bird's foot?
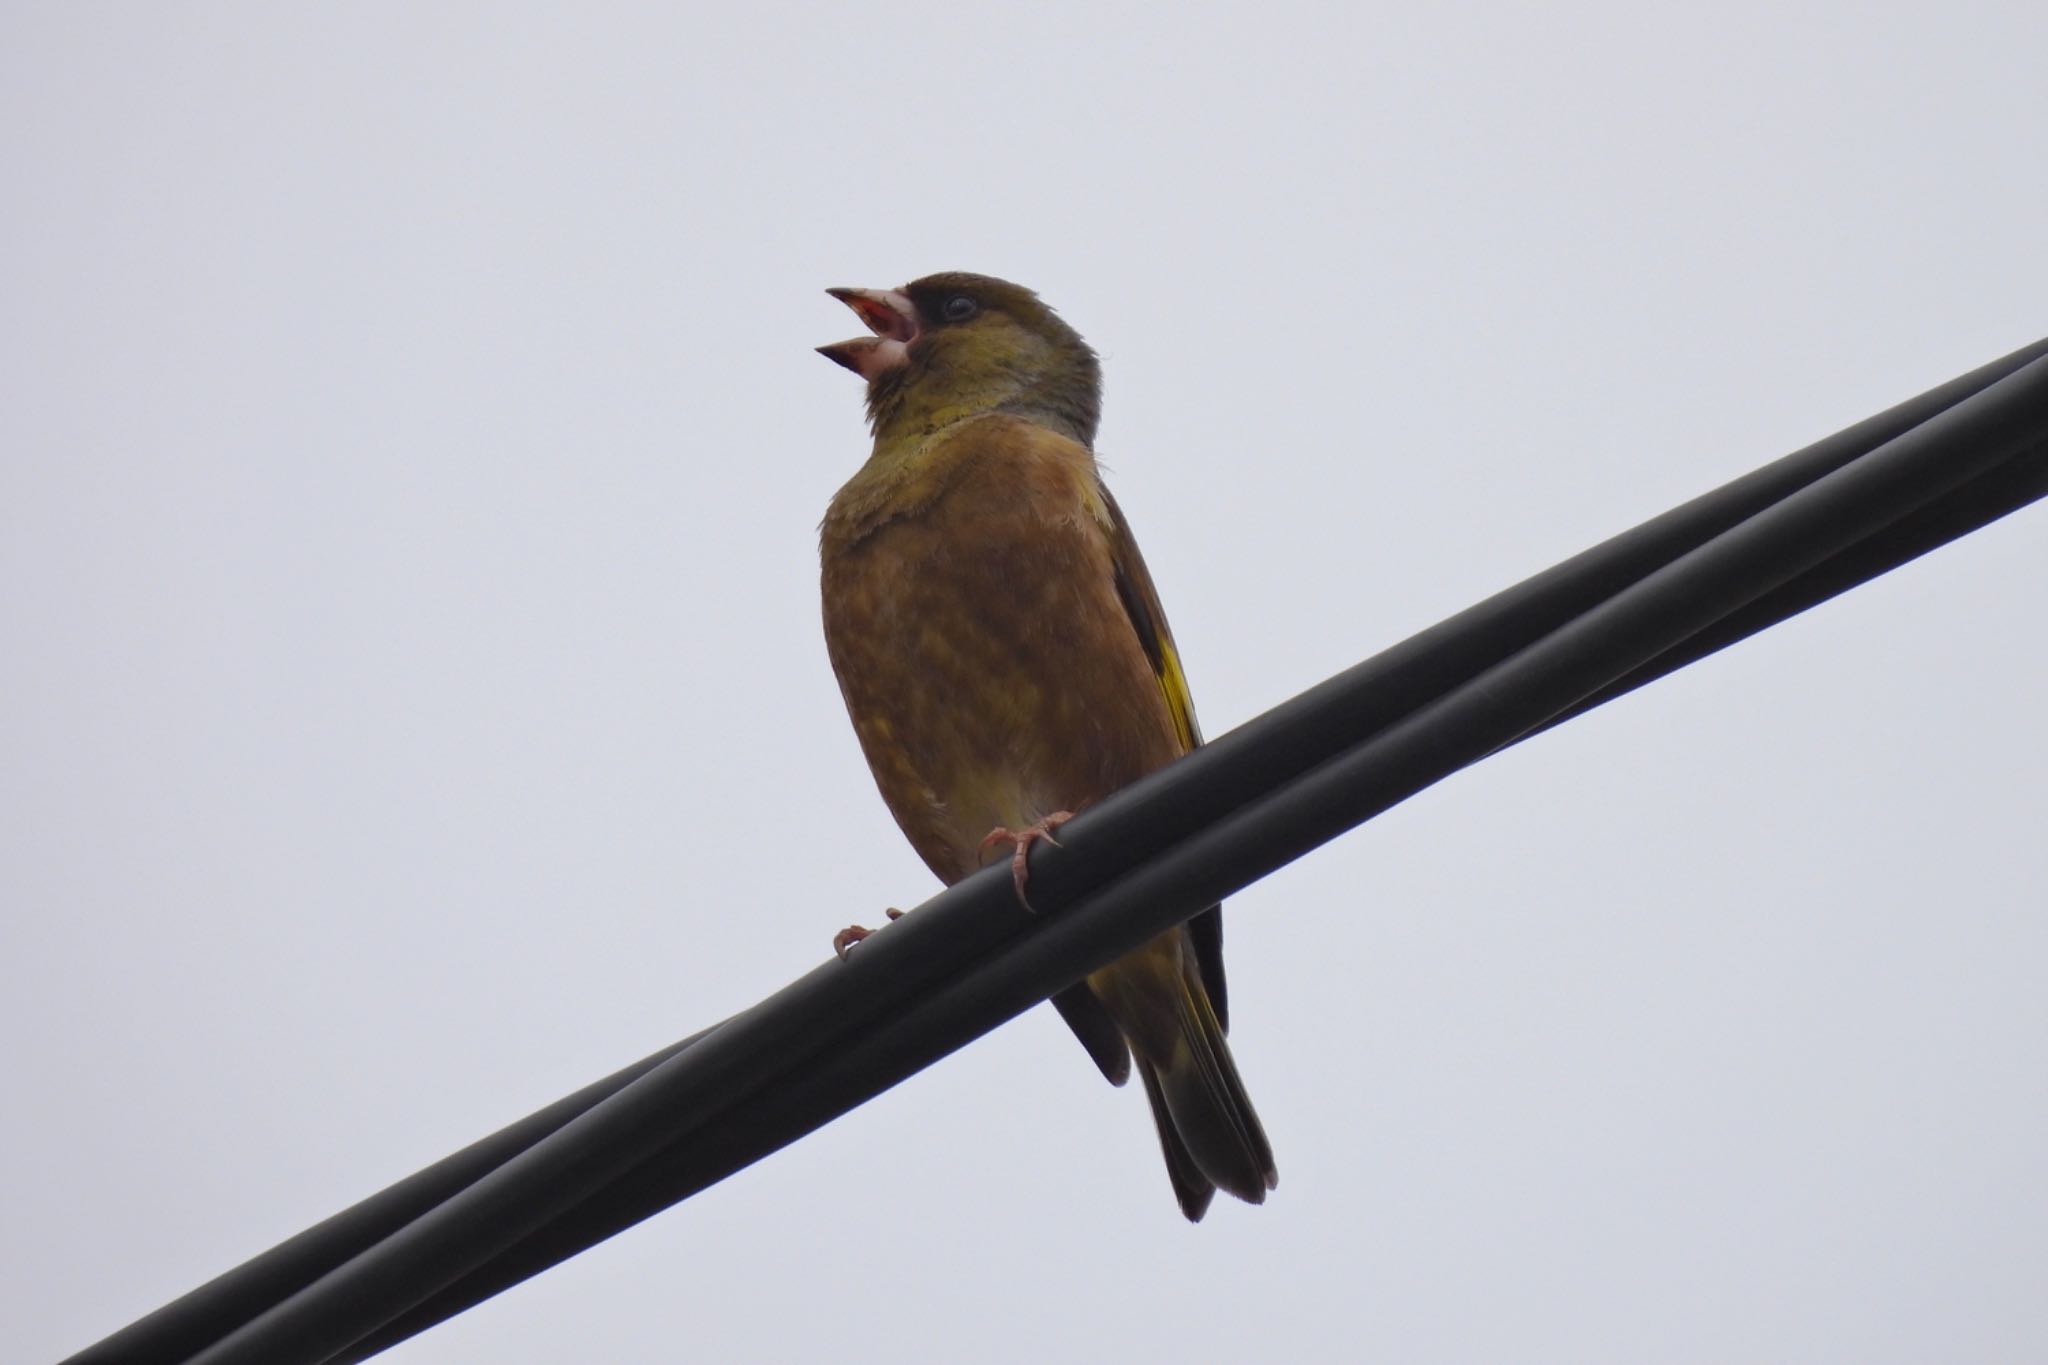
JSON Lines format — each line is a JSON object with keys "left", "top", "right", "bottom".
{"left": 832, "top": 907, "right": 904, "bottom": 959}
{"left": 978, "top": 812, "right": 1076, "bottom": 910}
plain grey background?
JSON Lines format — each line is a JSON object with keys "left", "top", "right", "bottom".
{"left": 5, "top": 5, "right": 2045, "bottom": 1362}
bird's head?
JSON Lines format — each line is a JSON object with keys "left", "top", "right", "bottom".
{"left": 820, "top": 272, "right": 1101, "bottom": 448}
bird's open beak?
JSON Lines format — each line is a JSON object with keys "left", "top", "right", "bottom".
{"left": 818, "top": 287, "right": 919, "bottom": 380}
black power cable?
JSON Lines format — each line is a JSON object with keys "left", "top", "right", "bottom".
{"left": 64, "top": 339, "right": 2048, "bottom": 1365}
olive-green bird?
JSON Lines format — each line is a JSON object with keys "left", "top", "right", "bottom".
{"left": 816, "top": 272, "right": 1277, "bottom": 1221}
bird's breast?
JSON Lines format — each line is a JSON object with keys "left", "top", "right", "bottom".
{"left": 821, "top": 435, "right": 1179, "bottom": 882}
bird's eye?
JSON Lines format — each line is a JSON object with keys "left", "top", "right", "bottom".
{"left": 942, "top": 295, "right": 979, "bottom": 322}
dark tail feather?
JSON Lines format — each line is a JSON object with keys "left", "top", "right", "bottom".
{"left": 1138, "top": 1062, "right": 1217, "bottom": 1221}
{"left": 1151, "top": 968, "right": 1277, "bottom": 1209}
{"left": 1052, "top": 982, "right": 1132, "bottom": 1086}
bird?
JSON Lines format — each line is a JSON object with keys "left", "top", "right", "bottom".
{"left": 816, "top": 271, "right": 1276, "bottom": 1220}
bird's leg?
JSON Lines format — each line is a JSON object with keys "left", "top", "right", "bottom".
{"left": 832, "top": 907, "right": 904, "bottom": 959}
{"left": 978, "top": 811, "right": 1076, "bottom": 910}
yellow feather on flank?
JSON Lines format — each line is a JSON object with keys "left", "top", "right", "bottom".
{"left": 1154, "top": 637, "right": 1198, "bottom": 755}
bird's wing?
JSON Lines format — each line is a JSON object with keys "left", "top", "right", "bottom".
{"left": 1100, "top": 487, "right": 1201, "bottom": 753}
{"left": 1098, "top": 486, "right": 1230, "bottom": 1031}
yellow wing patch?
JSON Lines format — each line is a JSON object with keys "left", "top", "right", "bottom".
{"left": 1152, "top": 632, "right": 1199, "bottom": 752}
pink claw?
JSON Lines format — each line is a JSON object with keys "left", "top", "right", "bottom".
{"left": 832, "top": 908, "right": 905, "bottom": 959}
{"left": 978, "top": 811, "right": 1076, "bottom": 909}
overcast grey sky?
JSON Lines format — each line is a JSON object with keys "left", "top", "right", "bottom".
{"left": 5, "top": 5, "right": 2046, "bottom": 1362}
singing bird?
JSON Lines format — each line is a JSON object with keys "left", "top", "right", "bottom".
{"left": 816, "top": 272, "right": 1277, "bottom": 1220}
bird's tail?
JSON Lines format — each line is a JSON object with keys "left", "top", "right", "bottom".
{"left": 1125, "top": 946, "right": 1277, "bottom": 1222}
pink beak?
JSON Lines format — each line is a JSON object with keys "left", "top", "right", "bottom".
{"left": 819, "top": 287, "right": 919, "bottom": 381}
